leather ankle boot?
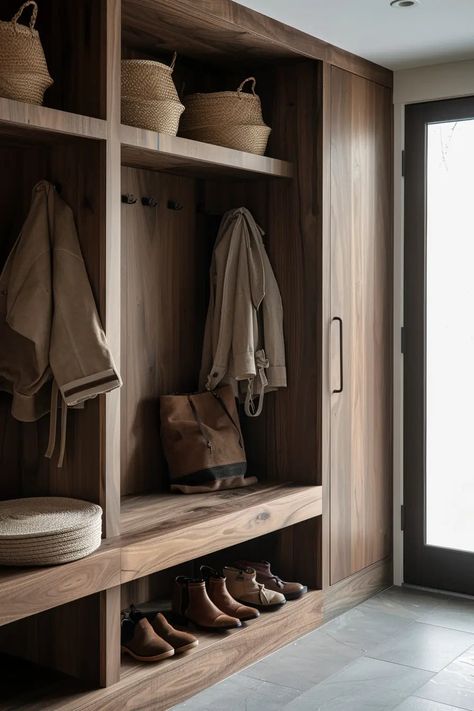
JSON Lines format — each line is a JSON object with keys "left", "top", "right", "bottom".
{"left": 172, "top": 576, "right": 241, "bottom": 630}
{"left": 234, "top": 560, "right": 307, "bottom": 600}
{"left": 200, "top": 566, "right": 259, "bottom": 621}
{"left": 224, "top": 566, "right": 286, "bottom": 610}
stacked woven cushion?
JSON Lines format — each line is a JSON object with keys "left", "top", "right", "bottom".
{"left": 0, "top": 497, "right": 102, "bottom": 566}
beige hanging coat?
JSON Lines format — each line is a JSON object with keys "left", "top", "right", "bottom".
{"left": 0, "top": 180, "right": 121, "bottom": 466}
{"left": 199, "top": 207, "right": 286, "bottom": 416}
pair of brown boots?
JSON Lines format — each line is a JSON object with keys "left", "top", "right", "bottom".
{"left": 172, "top": 566, "right": 260, "bottom": 630}
{"left": 121, "top": 608, "right": 198, "bottom": 663}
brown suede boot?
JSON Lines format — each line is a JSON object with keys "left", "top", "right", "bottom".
{"left": 150, "top": 612, "right": 198, "bottom": 653}
{"left": 121, "top": 617, "right": 175, "bottom": 662}
{"left": 201, "top": 566, "right": 260, "bottom": 621}
{"left": 234, "top": 560, "right": 307, "bottom": 600}
{"left": 172, "top": 576, "right": 241, "bottom": 630}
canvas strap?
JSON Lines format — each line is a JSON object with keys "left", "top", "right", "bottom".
{"left": 210, "top": 390, "right": 244, "bottom": 449}
{"left": 244, "top": 349, "right": 269, "bottom": 418}
{"left": 45, "top": 380, "right": 68, "bottom": 468}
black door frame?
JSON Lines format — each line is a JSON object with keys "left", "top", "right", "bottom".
{"left": 404, "top": 95, "right": 474, "bottom": 595}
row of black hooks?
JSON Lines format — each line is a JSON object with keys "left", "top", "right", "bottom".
{"left": 121, "top": 194, "right": 183, "bottom": 211}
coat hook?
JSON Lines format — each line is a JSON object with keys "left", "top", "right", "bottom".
{"left": 167, "top": 200, "right": 183, "bottom": 211}
{"left": 121, "top": 193, "right": 137, "bottom": 205}
{"left": 141, "top": 196, "right": 158, "bottom": 207}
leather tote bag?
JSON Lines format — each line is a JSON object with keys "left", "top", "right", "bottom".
{"left": 160, "top": 385, "right": 257, "bottom": 493}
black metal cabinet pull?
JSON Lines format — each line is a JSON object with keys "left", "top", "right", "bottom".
{"left": 332, "top": 316, "right": 343, "bottom": 394}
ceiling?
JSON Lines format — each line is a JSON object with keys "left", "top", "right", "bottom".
{"left": 238, "top": 0, "right": 474, "bottom": 70}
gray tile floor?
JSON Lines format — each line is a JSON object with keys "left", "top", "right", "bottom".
{"left": 173, "top": 586, "right": 474, "bottom": 711}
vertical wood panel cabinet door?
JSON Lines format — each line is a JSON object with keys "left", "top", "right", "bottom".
{"left": 329, "top": 67, "right": 393, "bottom": 585}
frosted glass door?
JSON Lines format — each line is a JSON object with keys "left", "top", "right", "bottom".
{"left": 426, "top": 119, "right": 474, "bottom": 553}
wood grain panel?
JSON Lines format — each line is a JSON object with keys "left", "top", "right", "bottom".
{"left": 279, "top": 517, "right": 322, "bottom": 590}
{"left": 0, "top": 544, "right": 121, "bottom": 627}
{"left": 262, "top": 61, "right": 323, "bottom": 485}
{"left": 0, "top": 594, "right": 103, "bottom": 687}
{"left": 0, "top": 99, "right": 106, "bottom": 141}
{"left": 122, "top": 0, "right": 392, "bottom": 87}
{"left": 120, "top": 481, "right": 290, "bottom": 534}
{"left": 121, "top": 124, "right": 293, "bottom": 179}
{"left": 320, "top": 61, "right": 333, "bottom": 591}
{"left": 329, "top": 67, "right": 393, "bottom": 584}
{"left": 120, "top": 167, "right": 211, "bottom": 494}
{"left": 99, "top": 586, "right": 121, "bottom": 688}
{"left": 103, "top": 0, "right": 122, "bottom": 538}
{"left": 121, "top": 484, "right": 322, "bottom": 582}
{"left": 323, "top": 557, "right": 392, "bottom": 623}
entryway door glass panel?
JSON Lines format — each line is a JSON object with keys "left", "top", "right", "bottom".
{"left": 404, "top": 96, "right": 474, "bottom": 595}
{"left": 426, "top": 118, "right": 474, "bottom": 554}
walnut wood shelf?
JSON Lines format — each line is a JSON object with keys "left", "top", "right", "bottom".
{"left": 0, "top": 485, "right": 321, "bottom": 628}
{"left": 0, "top": 590, "right": 323, "bottom": 711}
{"left": 0, "top": 542, "right": 121, "bottom": 628}
{"left": 0, "top": 560, "right": 393, "bottom": 711}
{"left": 120, "top": 483, "right": 322, "bottom": 583}
{"left": 0, "top": 98, "right": 107, "bottom": 143}
{"left": 117, "top": 590, "right": 323, "bottom": 710}
{"left": 121, "top": 123, "right": 294, "bottom": 179}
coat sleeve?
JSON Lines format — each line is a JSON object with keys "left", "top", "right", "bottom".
{"left": 49, "top": 194, "right": 121, "bottom": 407}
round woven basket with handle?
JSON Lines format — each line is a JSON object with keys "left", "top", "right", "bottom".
{"left": 121, "top": 53, "right": 184, "bottom": 135}
{"left": 0, "top": 1, "right": 53, "bottom": 105}
{"left": 180, "top": 77, "right": 271, "bottom": 155}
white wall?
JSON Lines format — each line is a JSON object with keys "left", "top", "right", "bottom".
{"left": 393, "top": 59, "right": 474, "bottom": 585}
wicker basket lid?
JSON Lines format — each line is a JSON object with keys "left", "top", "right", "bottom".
{"left": 0, "top": 497, "right": 102, "bottom": 540}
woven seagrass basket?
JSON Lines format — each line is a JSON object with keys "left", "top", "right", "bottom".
{"left": 179, "top": 77, "right": 271, "bottom": 155}
{"left": 121, "top": 53, "right": 184, "bottom": 135}
{"left": 0, "top": 1, "right": 53, "bottom": 105}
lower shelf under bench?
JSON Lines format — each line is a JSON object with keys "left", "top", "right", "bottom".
{"left": 0, "top": 590, "right": 323, "bottom": 711}
{"left": 0, "top": 558, "right": 392, "bottom": 710}
{"left": 119, "top": 590, "right": 324, "bottom": 709}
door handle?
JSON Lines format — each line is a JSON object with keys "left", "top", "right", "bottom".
{"left": 332, "top": 317, "right": 343, "bottom": 394}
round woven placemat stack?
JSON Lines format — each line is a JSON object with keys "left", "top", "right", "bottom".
{"left": 0, "top": 497, "right": 102, "bottom": 566}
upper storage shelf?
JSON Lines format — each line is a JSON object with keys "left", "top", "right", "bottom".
{"left": 121, "top": 124, "right": 293, "bottom": 179}
{"left": 0, "top": 98, "right": 107, "bottom": 143}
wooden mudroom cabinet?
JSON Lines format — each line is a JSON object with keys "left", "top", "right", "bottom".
{"left": 329, "top": 67, "right": 393, "bottom": 586}
{"left": 0, "top": 1, "right": 393, "bottom": 709}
